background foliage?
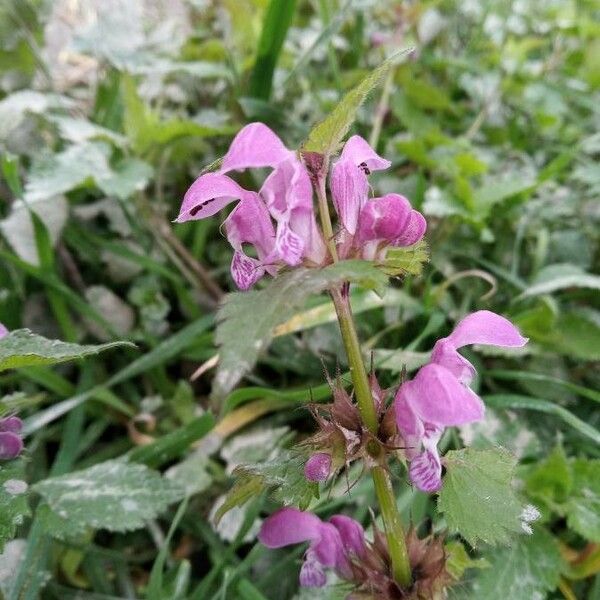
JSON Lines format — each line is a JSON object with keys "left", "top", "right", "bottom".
{"left": 0, "top": 0, "right": 598, "bottom": 598}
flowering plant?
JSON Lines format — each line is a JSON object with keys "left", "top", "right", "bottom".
{"left": 178, "top": 106, "right": 536, "bottom": 597}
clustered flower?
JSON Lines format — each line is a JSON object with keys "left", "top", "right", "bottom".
{"left": 176, "top": 123, "right": 425, "bottom": 289}
{"left": 178, "top": 124, "right": 530, "bottom": 596}
{"left": 0, "top": 324, "right": 24, "bottom": 461}
{"left": 259, "top": 507, "right": 450, "bottom": 597}
{"left": 302, "top": 371, "right": 396, "bottom": 484}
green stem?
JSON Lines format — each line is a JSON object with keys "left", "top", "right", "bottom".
{"left": 315, "top": 161, "right": 339, "bottom": 263}
{"left": 372, "top": 467, "right": 412, "bottom": 587}
{"left": 331, "top": 287, "right": 378, "bottom": 432}
{"left": 331, "top": 288, "right": 412, "bottom": 587}
{"left": 314, "top": 166, "right": 412, "bottom": 587}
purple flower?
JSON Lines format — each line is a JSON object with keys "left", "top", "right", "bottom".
{"left": 304, "top": 452, "right": 332, "bottom": 482}
{"left": 394, "top": 311, "right": 528, "bottom": 493}
{"left": 0, "top": 415, "right": 24, "bottom": 460}
{"left": 258, "top": 507, "right": 366, "bottom": 587}
{"left": 176, "top": 123, "right": 326, "bottom": 289}
{"left": 330, "top": 136, "right": 426, "bottom": 259}
{"left": 0, "top": 323, "right": 7, "bottom": 338}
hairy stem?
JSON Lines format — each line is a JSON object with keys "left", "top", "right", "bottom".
{"left": 315, "top": 167, "right": 412, "bottom": 587}
{"left": 331, "top": 287, "right": 412, "bottom": 587}
{"left": 315, "top": 162, "right": 339, "bottom": 263}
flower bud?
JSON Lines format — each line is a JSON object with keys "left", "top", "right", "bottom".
{"left": 0, "top": 415, "right": 24, "bottom": 460}
{"left": 304, "top": 452, "right": 332, "bottom": 482}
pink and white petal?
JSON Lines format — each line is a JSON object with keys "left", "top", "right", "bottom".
{"left": 392, "top": 209, "right": 427, "bottom": 247}
{"left": 447, "top": 310, "right": 528, "bottom": 350}
{"left": 340, "top": 135, "right": 392, "bottom": 171}
{"left": 406, "top": 364, "right": 485, "bottom": 427}
{"left": 176, "top": 173, "right": 248, "bottom": 222}
{"left": 288, "top": 208, "right": 327, "bottom": 264}
{"left": 260, "top": 157, "right": 313, "bottom": 218}
{"left": 0, "top": 323, "right": 8, "bottom": 338}
{"left": 430, "top": 338, "right": 477, "bottom": 385}
{"left": 224, "top": 194, "right": 276, "bottom": 259}
{"left": 329, "top": 515, "right": 366, "bottom": 560}
{"left": 331, "top": 159, "right": 369, "bottom": 234}
{"left": 394, "top": 384, "right": 425, "bottom": 460}
{"left": 409, "top": 447, "right": 443, "bottom": 493}
{"left": 220, "top": 122, "right": 291, "bottom": 172}
{"left": 258, "top": 507, "right": 323, "bottom": 548}
{"left": 275, "top": 219, "right": 304, "bottom": 266}
{"left": 299, "top": 550, "right": 327, "bottom": 587}
{"left": 230, "top": 251, "right": 265, "bottom": 290}
{"left": 357, "top": 194, "right": 412, "bottom": 242}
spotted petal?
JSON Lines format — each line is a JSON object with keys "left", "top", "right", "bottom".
{"left": 409, "top": 447, "right": 443, "bottom": 493}
{"left": 331, "top": 158, "right": 369, "bottom": 235}
{"left": 176, "top": 173, "right": 248, "bottom": 222}
{"left": 340, "top": 135, "right": 391, "bottom": 171}
{"left": 330, "top": 136, "right": 391, "bottom": 235}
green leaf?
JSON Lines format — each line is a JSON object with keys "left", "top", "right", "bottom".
{"left": 248, "top": 0, "right": 297, "bottom": 100}
{"left": 0, "top": 90, "right": 74, "bottom": 139}
{"left": 127, "top": 413, "right": 215, "bottom": 469}
{"left": 445, "top": 540, "right": 489, "bottom": 581}
{"left": 380, "top": 240, "right": 429, "bottom": 277}
{"left": 215, "top": 450, "right": 318, "bottom": 524}
{"left": 33, "top": 460, "right": 183, "bottom": 533}
{"left": 214, "top": 260, "right": 388, "bottom": 398}
{"left": 525, "top": 445, "right": 572, "bottom": 513}
{"left": 96, "top": 157, "right": 154, "bottom": 200}
{"left": 48, "top": 114, "right": 127, "bottom": 147}
{"left": 24, "top": 142, "right": 112, "bottom": 202}
{"left": 438, "top": 448, "right": 524, "bottom": 546}
{"left": 471, "top": 528, "right": 564, "bottom": 600}
{"left": 565, "top": 459, "right": 600, "bottom": 542}
{"left": 520, "top": 263, "right": 600, "bottom": 298}
{"left": 0, "top": 329, "right": 133, "bottom": 373}
{"left": 36, "top": 503, "right": 87, "bottom": 541}
{"left": 302, "top": 51, "right": 409, "bottom": 158}
{"left": 548, "top": 312, "right": 600, "bottom": 361}
{"left": 473, "top": 175, "right": 536, "bottom": 220}
{"left": 484, "top": 394, "right": 600, "bottom": 445}
{"left": 213, "top": 475, "right": 264, "bottom": 525}
{"left": 0, "top": 461, "right": 30, "bottom": 552}
{"left": 147, "top": 498, "right": 189, "bottom": 600}
{"left": 122, "top": 75, "right": 230, "bottom": 155}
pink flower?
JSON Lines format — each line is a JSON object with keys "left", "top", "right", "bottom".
{"left": 258, "top": 507, "right": 366, "bottom": 587}
{"left": 0, "top": 323, "right": 7, "bottom": 338}
{"left": 176, "top": 123, "right": 326, "bottom": 289}
{"left": 394, "top": 311, "right": 528, "bottom": 492}
{"left": 330, "top": 136, "right": 426, "bottom": 259}
{"left": 0, "top": 415, "right": 24, "bottom": 460}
